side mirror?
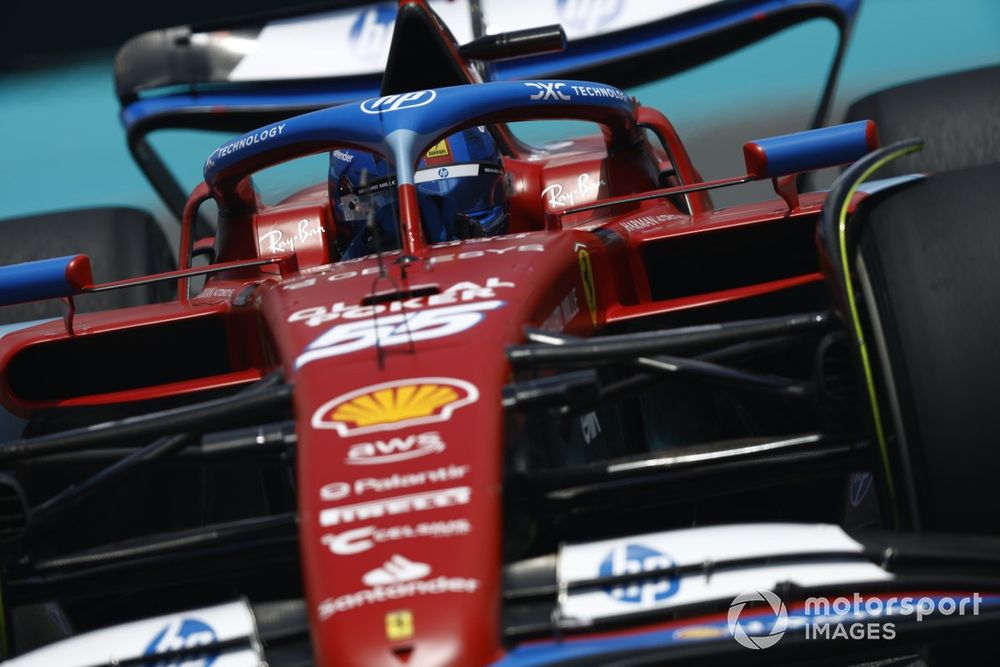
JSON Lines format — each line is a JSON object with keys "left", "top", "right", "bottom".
{"left": 743, "top": 120, "right": 879, "bottom": 180}
{"left": 0, "top": 254, "right": 93, "bottom": 307}
{"left": 192, "top": 236, "right": 217, "bottom": 262}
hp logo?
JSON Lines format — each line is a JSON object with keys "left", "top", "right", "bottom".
{"left": 556, "top": 0, "right": 624, "bottom": 34}
{"left": 360, "top": 90, "right": 437, "bottom": 114}
{"left": 144, "top": 618, "right": 218, "bottom": 666}
{"left": 598, "top": 543, "right": 679, "bottom": 605}
{"left": 349, "top": 4, "right": 396, "bottom": 63}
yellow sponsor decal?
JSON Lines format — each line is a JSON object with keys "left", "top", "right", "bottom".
{"left": 673, "top": 626, "right": 728, "bottom": 640}
{"left": 577, "top": 246, "right": 598, "bottom": 326}
{"left": 425, "top": 139, "right": 450, "bottom": 159}
{"left": 385, "top": 609, "right": 414, "bottom": 641}
{"left": 311, "top": 377, "right": 480, "bottom": 436}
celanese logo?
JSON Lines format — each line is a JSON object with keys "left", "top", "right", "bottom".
{"left": 322, "top": 519, "right": 471, "bottom": 555}
{"left": 728, "top": 589, "right": 788, "bottom": 649}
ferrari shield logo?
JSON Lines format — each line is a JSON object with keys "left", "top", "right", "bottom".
{"left": 385, "top": 609, "right": 414, "bottom": 641}
{"left": 577, "top": 246, "right": 598, "bottom": 326}
{"left": 312, "top": 377, "right": 480, "bottom": 436}
{"left": 425, "top": 139, "right": 450, "bottom": 159}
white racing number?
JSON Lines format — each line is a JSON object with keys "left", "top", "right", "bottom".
{"left": 296, "top": 300, "right": 503, "bottom": 368}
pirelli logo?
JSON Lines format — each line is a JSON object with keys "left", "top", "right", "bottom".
{"left": 319, "top": 486, "right": 471, "bottom": 527}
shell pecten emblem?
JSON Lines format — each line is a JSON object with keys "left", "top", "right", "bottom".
{"left": 312, "top": 377, "right": 480, "bottom": 436}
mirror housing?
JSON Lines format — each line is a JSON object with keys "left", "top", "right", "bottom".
{"left": 744, "top": 120, "right": 879, "bottom": 179}
{"left": 0, "top": 254, "right": 93, "bottom": 307}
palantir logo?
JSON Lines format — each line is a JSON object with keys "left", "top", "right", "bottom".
{"left": 556, "top": 0, "right": 624, "bottom": 35}
{"left": 599, "top": 544, "right": 678, "bottom": 605}
{"left": 349, "top": 3, "right": 396, "bottom": 63}
{"left": 144, "top": 617, "right": 218, "bottom": 666}
{"left": 728, "top": 589, "right": 788, "bottom": 650}
{"left": 360, "top": 90, "right": 438, "bottom": 114}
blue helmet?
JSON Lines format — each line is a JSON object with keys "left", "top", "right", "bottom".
{"left": 329, "top": 127, "right": 509, "bottom": 259}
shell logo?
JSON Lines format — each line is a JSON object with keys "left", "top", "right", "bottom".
{"left": 311, "top": 377, "right": 479, "bottom": 436}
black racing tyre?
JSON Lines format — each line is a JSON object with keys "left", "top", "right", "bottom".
{"left": 845, "top": 65, "right": 1000, "bottom": 178}
{"left": 0, "top": 207, "right": 175, "bottom": 325}
{"left": 854, "top": 163, "right": 1000, "bottom": 532}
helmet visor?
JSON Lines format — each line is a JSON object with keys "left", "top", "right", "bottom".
{"left": 414, "top": 163, "right": 506, "bottom": 214}
{"left": 334, "top": 175, "right": 396, "bottom": 223}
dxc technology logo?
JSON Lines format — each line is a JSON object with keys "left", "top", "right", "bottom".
{"left": 599, "top": 543, "right": 679, "bottom": 605}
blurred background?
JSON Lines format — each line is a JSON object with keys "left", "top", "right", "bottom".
{"left": 1, "top": 0, "right": 998, "bottom": 230}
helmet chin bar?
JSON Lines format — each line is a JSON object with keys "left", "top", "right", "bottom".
{"left": 455, "top": 213, "right": 487, "bottom": 240}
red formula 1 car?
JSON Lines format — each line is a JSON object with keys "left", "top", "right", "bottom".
{"left": 3, "top": 1, "right": 1000, "bottom": 665}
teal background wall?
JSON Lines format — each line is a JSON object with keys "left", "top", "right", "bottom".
{"left": 1, "top": 0, "right": 998, "bottom": 224}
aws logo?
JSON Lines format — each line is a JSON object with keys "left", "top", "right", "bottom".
{"left": 312, "top": 378, "right": 479, "bottom": 437}
{"left": 346, "top": 431, "right": 446, "bottom": 466}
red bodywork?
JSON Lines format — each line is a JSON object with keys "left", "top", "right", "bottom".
{"left": 0, "top": 3, "right": 852, "bottom": 665}
{"left": 0, "top": 179, "right": 833, "bottom": 667}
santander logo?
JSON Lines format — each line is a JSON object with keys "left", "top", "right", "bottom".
{"left": 362, "top": 554, "right": 431, "bottom": 586}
